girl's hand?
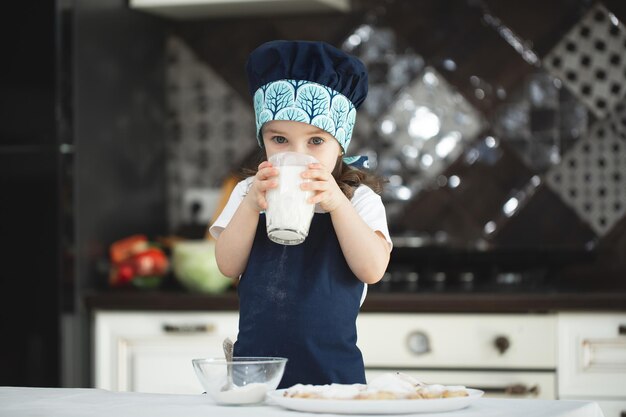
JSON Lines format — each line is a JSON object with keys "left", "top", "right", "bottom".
{"left": 301, "top": 162, "right": 349, "bottom": 212}
{"left": 244, "top": 161, "right": 278, "bottom": 212}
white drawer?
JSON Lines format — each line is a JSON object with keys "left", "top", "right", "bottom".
{"left": 357, "top": 313, "right": 556, "bottom": 369}
{"left": 558, "top": 313, "right": 626, "bottom": 398}
{"left": 94, "top": 311, "right": 239, "bottom": 393}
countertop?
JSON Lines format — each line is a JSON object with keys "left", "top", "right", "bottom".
{"left": 84, "top": 288, "right": 626, "bottom": 312}
{"left": 0, "top": 387, "right": 605, "bottom": 417}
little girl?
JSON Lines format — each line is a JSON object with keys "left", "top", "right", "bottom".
{"left": 209, "top": 40, "right": 392, "bottom": 388}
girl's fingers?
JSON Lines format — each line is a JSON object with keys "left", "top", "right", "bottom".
{"left": 302, "top": 168, "right": 328, "bottom": 180}
{"left": 256, "top": 161, "right": 277, "bottom": 179}
{"left": 308, "top": 191, "right": 329, "bottom": 205}
{"left": 301, "top": 181, "right": 329, "bottom": 191}
{"left": 257, "top": 195, "right": 268, "bottom": 210}
{"left": 257, "top": 166, "right": 279, "bottom": 180}
{"left": 257, "top": 178, "right": 277, "bottom": 191}
{"left": 258, "top": 161, "right": 273, "bottom": 170}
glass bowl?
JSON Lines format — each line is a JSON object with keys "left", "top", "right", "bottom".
{"left": 192, "top": 357, "right": 287, "bottom": 405}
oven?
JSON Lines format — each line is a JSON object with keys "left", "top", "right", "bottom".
{"left": 356, "top": 313, "right": 557, "bottom": 400}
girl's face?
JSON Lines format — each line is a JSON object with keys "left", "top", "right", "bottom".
{"left": 261, "top": 120, "right": 342, "bottom": 172}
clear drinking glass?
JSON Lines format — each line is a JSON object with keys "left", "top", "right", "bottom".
{"left": 265, "top": 152, "right": 318, "bottom": 245}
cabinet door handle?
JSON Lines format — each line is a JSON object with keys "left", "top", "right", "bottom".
{"left": 476, "top": 384, "right": 539, "bottom": 396}
{"left": 506, "top": 384, "right": 539, "bottom": 396}
{"left": 406, "top": 331, "right": 431, "bottom": 355}
{"left": 162, "top": 323, "right": 216, "bottom": 334}
{"left": 494, "top": 336, "right": 511, "bottom": 355}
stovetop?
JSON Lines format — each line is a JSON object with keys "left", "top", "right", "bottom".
{"left": 371, "top": 264, "right": 626, "bottom": 295}
{"left": 375, "top": 241, "right": 625, "bottom": 294}
{"left": 370, "top": 269, "right": 559, "bottom": 294}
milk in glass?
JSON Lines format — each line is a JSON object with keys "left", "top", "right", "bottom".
{"left": 265, "top": 152, "right": 317, "bottom": 245}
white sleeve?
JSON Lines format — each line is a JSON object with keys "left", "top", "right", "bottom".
{"left": 208, "top": 178, "right": 252, "bottom": 239}
{"left": 351, "top": 185, "right": 393, "bottom": 251}
{"left": 351, "top": 186, "right": 392, "bottom": 307}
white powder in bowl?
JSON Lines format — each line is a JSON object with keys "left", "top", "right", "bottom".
{"left": 213, "top": 383, "right": 268, "bottom": 405}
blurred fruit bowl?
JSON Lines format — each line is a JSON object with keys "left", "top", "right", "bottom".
{"left": 109, "top": 235, "right": 169, "bottom": 289}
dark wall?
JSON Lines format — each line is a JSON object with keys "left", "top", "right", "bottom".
{"left": 74, "top": 0, "right": 168, "bottom": 290}
{"left": 73, "top": 0, "right": 169, "bottom": 385}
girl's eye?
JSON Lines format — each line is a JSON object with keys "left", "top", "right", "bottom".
{"left": 310, "top": 137, "right": 325, "bottom": 145}
{"left": 272, "top": 136, "right": 287, "bottom": 144}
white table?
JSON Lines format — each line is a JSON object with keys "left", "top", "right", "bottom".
{"left": 0, "top": 387, "right": 605, "bottom": 417}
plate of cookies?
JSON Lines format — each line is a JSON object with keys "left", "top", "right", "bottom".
{"left": 267, "top": 373, "right": 483, "bottom": 414}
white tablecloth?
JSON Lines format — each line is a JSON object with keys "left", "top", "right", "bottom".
{"left": 0, "top": 387, "right": 605, "bottom": 417}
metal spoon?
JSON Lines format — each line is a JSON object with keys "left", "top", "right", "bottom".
{"left": 221, "top": 337, "right": 234, "bottom": 391}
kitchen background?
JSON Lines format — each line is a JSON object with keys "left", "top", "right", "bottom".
{"left": 1, "top": 0, "right": 625, "bottom": 406}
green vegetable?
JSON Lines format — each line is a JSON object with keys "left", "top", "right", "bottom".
{"left": 172, "top": 241, "right": 232, "bottom": 294}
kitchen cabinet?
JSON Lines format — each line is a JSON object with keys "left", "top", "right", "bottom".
{"left": 93, "top": 311, "right": 238, "bottom": 393}
{"left": 357, "top": 313, "right": 557, "bottom": 400}
{"left": 558, "top": 312, "right": 626, "bottom": 417}
{"left": 94, "top": 309, "right": 626, "bottom": 411}
{"left": 357, "top": 313, "right": 556, "bottom": 369}
{"left": 94, "top": 310, "right": 557, "bottom": 398}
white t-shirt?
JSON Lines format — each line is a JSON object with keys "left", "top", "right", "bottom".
{"left": 209, "top": 177, "right": 392, "bottom": 305}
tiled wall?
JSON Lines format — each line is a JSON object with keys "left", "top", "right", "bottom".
{"left": 164, "top": 0, "right": 626, "bottom": 268}
{"left": 165, "top": 37, "right": 256, "bottom": 228}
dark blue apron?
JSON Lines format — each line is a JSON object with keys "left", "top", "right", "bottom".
{"left": 233, "top": 212, "right": 366, "bottom": 389}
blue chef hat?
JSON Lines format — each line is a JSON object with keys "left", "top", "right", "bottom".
{"left": 246, "top": 40, "right": 369, "bottom": 167}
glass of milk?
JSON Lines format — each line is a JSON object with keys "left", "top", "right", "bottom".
{"left": 265, "top": 152, "right": 318, "bottom": 245}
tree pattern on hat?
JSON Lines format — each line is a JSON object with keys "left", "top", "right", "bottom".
{"left": 253, "top": 79, "right": 356, "bottom": 153}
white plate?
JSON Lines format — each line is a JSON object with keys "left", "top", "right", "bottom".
{"left": 267, "top": 388, "right": 484, "bottom": 414}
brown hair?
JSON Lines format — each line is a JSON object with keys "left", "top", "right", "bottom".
{"left": 332, "top": 155, "right": 385, "bottom": 199}
{"left": 240, "top": 149, "right": 385, "bottom": 200}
